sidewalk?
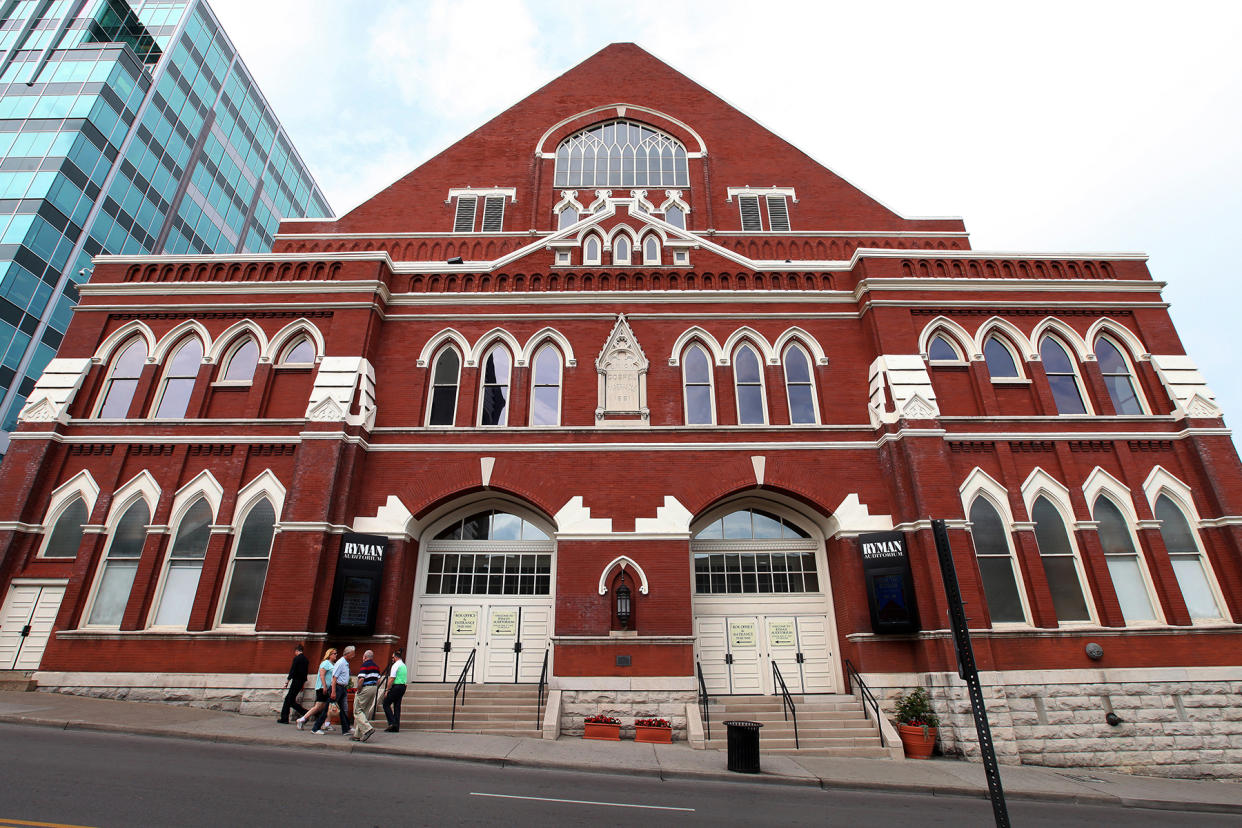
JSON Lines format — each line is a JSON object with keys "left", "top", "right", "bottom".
{"left": 1, "top": 690, "right": 1239, "bottom": 815}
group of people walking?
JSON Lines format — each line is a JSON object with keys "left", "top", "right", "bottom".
{"left": 277, "top": 643, "right": 408, "bottom": 740}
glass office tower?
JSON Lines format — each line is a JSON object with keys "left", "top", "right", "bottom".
{"left": 0, "top": 0, "right": 331, "bottom": 447}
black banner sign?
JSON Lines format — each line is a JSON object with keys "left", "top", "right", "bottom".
{"left": 326, "top": 532, "right": 388, "bottom": 636}
{"left": 858, "top": 530, "right": 920, "bottom": 634}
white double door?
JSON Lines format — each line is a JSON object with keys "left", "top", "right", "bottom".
{"left": 695, "top": 613, "right": 835, "bottom": 695}
{"left": 0, "top": 583, "right": 65, "bottom": 670}
{"left": 413, "top": 600, "right": 551, "bottom": 684}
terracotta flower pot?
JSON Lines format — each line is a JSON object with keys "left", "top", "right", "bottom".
{"left": 897, "top": 724, "right": 937, "bottom": 759}
{"left": 584, "top": 722, "right": 621, "bottom": 741}
{"left": 635, "top": 725, "right": 673, "bottom": 744}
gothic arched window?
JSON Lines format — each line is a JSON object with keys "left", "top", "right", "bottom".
{"left": 1155, "top": 494, "right": 1224, "bottom": 620}
{"left": 427, "top": 347, "right": 460, "bottom": 426}
{"left": 219, "top": 499, "right": 276, "bottom": 626}
{"left": 479, "top": 345, "right": 512, "bottom": 426}
{"left": 1040, "top": 336, "right": 1088, "bottom": 414}
{"left": 783, "top": 343, "right": 817, "bottom": 424}
{"left": 554, "top": 120, "right": 689, "bottom": 188}
{"left": 968, "top": 497, "right": 1026, "bottom": 624}
{"left": 733, "top": 344, "right": 766, "bottom": 425}
{"left": 96, "top": 337, "right": 147, "bottom": 418}
{"left": 682, "top": 343, "right": 714, "bottom": 425}
{"left": 983, "top": 336, "right": 1020, "bottom": 379}
{"left": 1094, "top": 337, "right": 1144, "bottom": 415}
{"left": 153, "top": 337, "right": 203, "bottom": 418}
{"left": 530, "top": 344, "right": 562, "bottom": 426}
{"left": 1093, "top": 496, "right": 1158, "bottom": 624}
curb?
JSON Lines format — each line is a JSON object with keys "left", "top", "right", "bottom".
{"left": 2, "top": 714, "right": 1239, "bottom": 815}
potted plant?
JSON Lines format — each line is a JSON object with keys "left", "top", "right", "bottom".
{"left": 634, "top": 717, "right": 672, "bottom": 744}
{"left": 892, "top": 686, "right": 940, "bottom": 759}
{"left": 583, "top": 714, "right": 621, "bottom": 741}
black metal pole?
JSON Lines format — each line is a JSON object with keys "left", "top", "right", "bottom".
{"left": 932, "top": 519, "right": 1010, "bottom": 828}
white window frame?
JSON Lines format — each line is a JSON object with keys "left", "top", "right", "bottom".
{"left": 150, "top": 336, "right": 204, "bottom": 419}
{"left": 726, "top": 187, "right": 797, "bottom": 232}
{"left": 781, "top": 342, "right": 819, "bottom": 425}
{"left": 1093, "top": 335, "right": 1149, "bottom": 415}
{"left": 217, "top": 336, "right": 260, "bottom": 385}
{"left": 477, "top": 343, "right": 513, "bottom": 427}
{"left": 81, "top": 492, "right": 154, "bottom": 629}
{"left": 36, "top": 471, "right": 100, "bottom": 559}
{"left": 1028, "top": 493, "right": 1098, "bottom": 626}
{"left": 92, "top": 336, "right": 148, "bottom": 418}
{"left": 148, "top": 497, "right": 213, "bottom": 629}
{"left": 215, "top": 471, "right": 285, "bottom": 629}
{"left": 966, "top": 492, "right": 1033, "bottom": 627}
{"left": 641, "top": 233, "right": 661, "bottom": 265}
{"left": 1085, "top": 481, "right": 1165, "bottom": 627}
{"left": 926, "top": 332, "right": 965, "bottom": 364}
{"left": 426, "top": 346, "right": 462, "bottom": 428}
{"left": 732, "top": 342, "right": 769, "bottom": 426}
{"left": 528, "top": 342, "right": 563, "bottom": 428}
{"left": 612, "top": 233, "right": 632, "bottom": 266}
{"left": 682, "top": 342, "right": 717, "bottom": 426}
{"left": 583, "top": 233, "right": 603, "bottom": 266}
{"left": 982, "top": 334, "right": 1026, "bottom": 383}
{"left": 1144, "top": 482, "right": 1230, "bottom": 624}
{"left": 1040, "top": 335, "right": 1094, "bottom": 414}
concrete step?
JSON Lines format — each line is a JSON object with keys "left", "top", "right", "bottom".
{"left": 0, "top": 671, "right": 36, "bottom": 692}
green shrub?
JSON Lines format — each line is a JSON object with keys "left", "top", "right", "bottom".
{"left": 892, "top": 686, "right": 940, "bottom": 728}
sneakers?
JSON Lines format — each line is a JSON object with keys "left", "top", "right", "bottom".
{"left": 362, "top": 729, "right": 374, "bottom": 742}
{"left": 323, "top": 724, "right": 334, "bottom": 732}
{"left": 311, "top": 729, "right": 324, "bottom": 735}
{"left": 296, "top": 719, "right": 305, "bottom": 731}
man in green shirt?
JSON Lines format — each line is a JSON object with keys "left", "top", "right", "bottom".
{"left": 383, "top": 648, "right": 408, "bottom": 732}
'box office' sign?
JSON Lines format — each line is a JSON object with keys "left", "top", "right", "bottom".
{"left": 858, "top": 531, "right": 920, "bottom": 634}
{"left": 326, "top": 533, "right": 389, "bottom": 636}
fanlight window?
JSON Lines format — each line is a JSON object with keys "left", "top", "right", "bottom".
{"left": 695, "top": 509, "right": 810, "bottom": 540}
{"left": 983, "top": 336, "right": 1019, "bottom": 379}
{"left": 97, "top": 337, "right": 147, "bottom": 418}
{"left": 1155, "top": 495, "right": 1224, "bottom": 620}
{"left": 152, "top": 498, "right": 212, "bottom": 627}
{"left": 42, "top": 498, "right": 88, "bottom": 558}
{"left": 425, "top": 553, "right": 551, "bottom": 596}
{"left": 968, "top": 497, "right": 1026, "bottom": 624}
{"left": 1094, "top": 338, "right": 1144, "bottom": 415}
{"left": 554, "top": 120, "right": 689, "bottom": 188}
{"left": 87, "top": 499, "right": 149, "bottom": 626}
{"left": 219, "top": 499, "right": 276, "bottom": 626}
{"left": 435, "top": 510, "right": 549, "bottom": 541}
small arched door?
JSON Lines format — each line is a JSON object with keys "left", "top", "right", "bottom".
{"left": 410, "top": 507, "right": 555, "bottom": 683}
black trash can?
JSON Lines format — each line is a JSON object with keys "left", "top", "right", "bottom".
{"left": 723, "top": 720, "right": 763, "bottom": 773}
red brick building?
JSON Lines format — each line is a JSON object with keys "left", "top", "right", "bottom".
{"left": 1, "top": 44, "right": 1239, "bottom": 775}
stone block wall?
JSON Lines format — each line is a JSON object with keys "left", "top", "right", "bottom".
{"left": 862, "top": 667, "right": 1242, "bottom": 779}
{"left": 36, "top": 671, "right": 289, "bottom": 717}
{"left": 558, "top": 689, "right": 696, "bottom": 740}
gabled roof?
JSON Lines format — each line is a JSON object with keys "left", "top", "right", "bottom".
{"left": 284, "top": 43, "right": 962, "bottom": 237}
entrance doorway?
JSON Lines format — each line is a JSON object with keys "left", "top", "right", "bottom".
{"left": 0, "top": 582, "right": 65, "bottom": 670}
{"left": 694, "top": 613, "right": 834, "bottom": 694}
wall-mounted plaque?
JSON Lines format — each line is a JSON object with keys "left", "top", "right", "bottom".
{"left": 858, "top": 531, "right": 920, "bottom": 634}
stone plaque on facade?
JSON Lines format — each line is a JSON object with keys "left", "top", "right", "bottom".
{"left": 595, "top": 314, "right": 650, "bottom": 425}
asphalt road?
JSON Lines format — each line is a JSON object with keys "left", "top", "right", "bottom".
{"left": 0, "top": 724, "right": 1234, "bottom": 827}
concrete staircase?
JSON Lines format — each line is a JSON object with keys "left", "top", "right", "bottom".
{"left": 399, "top": 684, "right": 544, "bottom": 738}
{"left": 0, "top": 670, "right": 37, "bottom": 691}
{"left": 704, "top": 694, "right": 900, "bottom": 758}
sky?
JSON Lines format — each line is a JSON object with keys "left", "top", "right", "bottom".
{"left": 210, "top": 0, "right": 1242, "bottom": 444}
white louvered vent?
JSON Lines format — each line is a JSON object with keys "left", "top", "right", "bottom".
{"left": 738, "top": 195, "right": 762, "bottom": 231}
{"left": 453, "top": 196, "right": 477, "bottom": 232}
{"left": 766, "top": 195, "right": 790, "bottom": 232}
{"left": 481, "top": 195, "right": 505, "bottom": 232}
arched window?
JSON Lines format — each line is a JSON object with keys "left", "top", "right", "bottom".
{"left": 664, "top": 205, "right": 685, "bottom": 229}
{"left": 683, "top": 343, "right": 714, "bottom": 425}
{"left": 583, "top": 234, "right": 602, "bottom": 265}
{"left": 1031, "top": 497, "right": 1091, "bottom": 622}
{"left": 1155, "top": 495, "right": 1224, "bottom": 620}
{"left": 529, "top": 344, "right": 562, "bottom": 426}
{"left": 1040, "top": 337, "right": 1088, "bottom": 414}
{"left": 553, "top": 120, "right": 689, "bottom": 188}
{"left": 643, "top": 234, "right": 660, "bottom": 264}
{"left": 221, "top": 338, "right": 258, "bottom": 382}
{"left": 86, "top": 499, "right": 150, "bottom": 626}
{"left": 613, "top": 235, "right": 630, "bottom": 265}
{"left": 280, "top": 337, "right": 315, "bottom": 365}
{"left": 693, "top": 508, "right": 815, "bottom": 594}
{"left": 219, "top": 499, "right": 276, "bottom": 626}
{"left": 783, "top": 343, "right": 817, "bottom": 424}
{"left": 983, "top": 336, "right": 1020, "bottom": 379}
{"left": 733, "top": 344, "right": 766, "bottom": 425}
{"left": 428, "top": 509, "right": 551, "bottom": 595}
{"left": 557, "top": 205, "right": 579, "bottom": 229}
{"left": 427, "top": 347, "right": 460, "bottom": 426}
{"left": 968, "top": 497, "right": 1026, "bottom": 624}
{"left": 1093, "top": 496, "right": 1158, "bottom": 623}
{"left": 479, "top": 345, "right": 511, "bottom": 426}
{"left": 151, "top": 498, "right": 212, "bottom": 627}
{"left": 1094, "top": 338, "right": 1144, "bottom": 415}
{"left": 96, "top": 337, "right": 147, "bottom": 418}
{"left": 41, "top": 498, "right": 88, "bottom": 558}
{"left": 153, "top": 337, "right": 203, "bottom": 418}
{"left": 927, "top": 334, "right": 960, "bottom": 362}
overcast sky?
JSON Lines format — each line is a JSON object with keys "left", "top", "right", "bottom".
{"left": 210, "top": 0, "right": 1242, "bottom": 445}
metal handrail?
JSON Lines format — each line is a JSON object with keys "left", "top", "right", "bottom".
{"left": 696, "top": 662, "right": 711, "bottom": 741}
{"left": 536, "top": 649, "right": 549, "bottom": 730}
{"left": 844, "top": 658, "right": 885, "bottom": 747}
{"left": 771, "top": 661, "right": 799, "bottom": 749}
{"left": 450, "top": 648, "right": 476, "bottom": 731}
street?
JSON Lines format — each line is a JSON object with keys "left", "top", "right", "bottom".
{"left": 0, "top": 724, "right": 1234, "bottom": 827}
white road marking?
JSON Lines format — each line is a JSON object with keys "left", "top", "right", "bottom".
{"left": 469, "top": 792, "right": 694, "bottom": 812}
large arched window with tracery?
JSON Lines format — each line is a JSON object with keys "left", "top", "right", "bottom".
{"left": 554, "top": 120, "right": 689, "bottom": 188}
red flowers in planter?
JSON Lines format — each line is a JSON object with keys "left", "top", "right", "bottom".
{"left": 585, "top": 714, "right": 621, "bottom": 725}
{"left": 634, "top": 718, "right": 670, "bottom": 728}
